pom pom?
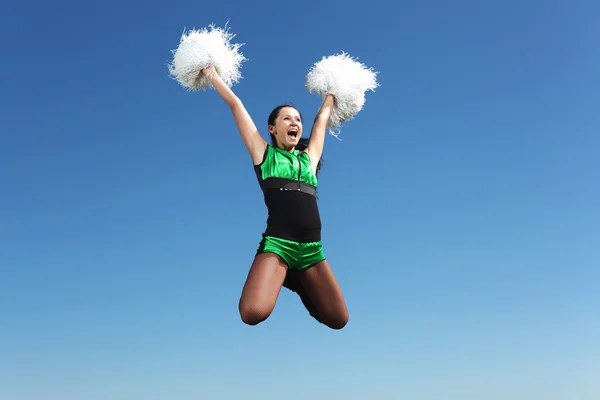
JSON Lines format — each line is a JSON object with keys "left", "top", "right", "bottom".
{"left": 168, "top": 23, "right": 246, "bottom": 91}
{"left": 305, "top": 52, "right": 379, "bottom": 136}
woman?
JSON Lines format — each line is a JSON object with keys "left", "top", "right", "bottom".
{"left": 201, "top": 67, "right": 349, "bottom": 330}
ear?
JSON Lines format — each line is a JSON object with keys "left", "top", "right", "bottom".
{"left": 268, "top": 125, "right": 276, "bottom": 134}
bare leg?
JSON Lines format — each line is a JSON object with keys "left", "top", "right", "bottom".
{"left": 238, "top": 253, "right": 288, "bottom": 325}
{"left": 298, "top": 260, "right": 349, "bottom": 330}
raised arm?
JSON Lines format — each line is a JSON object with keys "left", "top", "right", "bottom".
{"left": 201, "top": 67, "right": 267, "bottom": 164}
{"left": 305, "top": 94, "right": 335, "bottom": 172}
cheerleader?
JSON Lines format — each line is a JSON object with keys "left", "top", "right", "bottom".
{"left": 168, "top": 25, "right": 378, "bottom": 329}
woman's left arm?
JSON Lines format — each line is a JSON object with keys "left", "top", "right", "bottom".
{"left": 305, "top": 94, "right": 335, "bottom": 172}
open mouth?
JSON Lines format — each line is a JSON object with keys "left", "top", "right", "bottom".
{"left": 287, "top": 128, "right": 298, "bottom": 141}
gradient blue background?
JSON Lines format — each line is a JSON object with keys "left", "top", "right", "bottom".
{"left": 1, "top": 0, "right": 599, "bottom": 399}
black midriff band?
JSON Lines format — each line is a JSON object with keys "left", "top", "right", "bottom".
{"left": 261, "top": 178, "right": 317, "bottom": 197}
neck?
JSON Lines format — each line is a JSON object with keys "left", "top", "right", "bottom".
{"left": 276, "top": 142, "right": 295, "bottom": 153}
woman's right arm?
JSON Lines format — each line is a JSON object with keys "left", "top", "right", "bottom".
{"left": 201, "top": 67, "right": 267, "bottom": 164}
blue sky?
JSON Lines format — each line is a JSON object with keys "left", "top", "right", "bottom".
{"left": 1, "top": 0, "right": 599, "bottom": 399}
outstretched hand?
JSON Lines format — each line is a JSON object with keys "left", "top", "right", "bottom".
{"left": 324, "top": 93, "right": 335, "bottom": 106}
{"left": 200, "top": 66, "right": 218, "bottom": 81}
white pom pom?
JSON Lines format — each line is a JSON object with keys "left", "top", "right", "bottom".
{"left": 305, "top": 52, "right": 379, "bottom": 136}
{"left": 168, "top": 23, "right": 246, "bottom": 91}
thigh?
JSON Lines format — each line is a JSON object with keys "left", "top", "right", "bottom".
{"left": 239, "top": 252, "right": 288, "bottom": 314}
{"left": 298, "top": 260, "right": 349, "bottom": 329}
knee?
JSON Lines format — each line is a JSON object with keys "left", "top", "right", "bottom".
{"left": 323, "top": 310, "right": 349, "bottom": 330}
{"left": 239, "top": 302, "right": 272, "bottom": 326}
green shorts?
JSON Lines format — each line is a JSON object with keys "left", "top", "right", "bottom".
{"left": 256, "top": 235, "right": 326, "bottom": 271}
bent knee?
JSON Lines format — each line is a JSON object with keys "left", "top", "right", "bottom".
{"left": 323, "top": 310, "right": 349, "bottom": 330}
{"left": 239, "top": 302, "right": 272, "bottom": 326}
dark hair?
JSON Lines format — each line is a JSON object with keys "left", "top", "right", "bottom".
{"left": 267, "top": 104, "right": 323, "bottom": 176}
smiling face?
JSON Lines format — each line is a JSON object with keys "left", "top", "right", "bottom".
{"left": 268, "top": 106, "right": 303, "bottom": 150}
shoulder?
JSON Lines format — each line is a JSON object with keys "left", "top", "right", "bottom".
{"left": 253, "top": 144, "right": 272, "bottom": 167}
{"left": 300, "top": 150, "right": 317, "bottom": 165}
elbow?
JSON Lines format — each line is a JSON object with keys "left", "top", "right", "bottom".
{"left": 228, "top": 96, "right": 243, "bottom": 111}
